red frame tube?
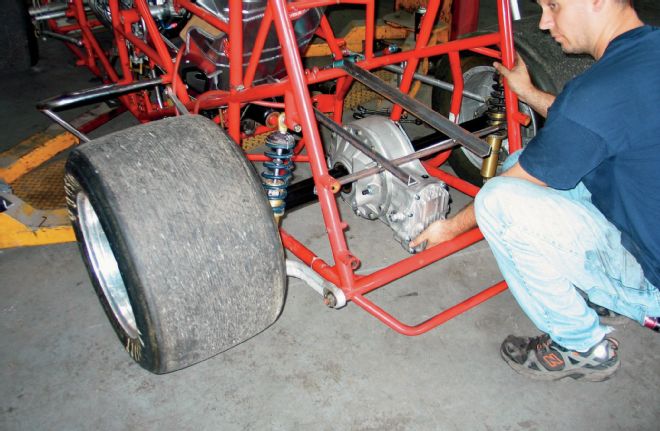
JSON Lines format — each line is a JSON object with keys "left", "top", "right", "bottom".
{"left": 271, "top": 0, "right": 359, "bottom": 290}
{"left": 351, "top": 281, "right": 508, "bottom": 336}
{"left": 176, "top": 0, "right": 230, "bottom": 32}
{"left": 45, "top": 0, "right": 525, "bottom": 336}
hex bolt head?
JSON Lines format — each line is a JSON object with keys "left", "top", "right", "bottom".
{"left": 323, "top": 292, "right": 337, "bottom": 308}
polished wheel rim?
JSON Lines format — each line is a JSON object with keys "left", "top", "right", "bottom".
{"left": 77, "top": 192, "right": 139, "bottom": 338}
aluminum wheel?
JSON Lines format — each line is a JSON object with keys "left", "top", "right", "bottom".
{"left": 457, "top": 65, "right": 538, "bottom": 172}
{"left": 76, "top": 192, "right": 139, "bottom": 339}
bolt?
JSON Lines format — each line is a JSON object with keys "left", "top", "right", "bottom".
{"left": 323, "top": 292, "right": 337, "bottom": 308}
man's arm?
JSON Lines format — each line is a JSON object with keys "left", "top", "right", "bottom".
{"left": 409, "top": 163, "right": 546, "bottom": 249}
{"left": 410, "top": 55, "right": 554, "bottom": 249}
{"left": 493, "top": 55, "right": 555, "bottom": 118}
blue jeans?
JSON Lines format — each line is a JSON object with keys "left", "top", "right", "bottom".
{"left": 474, "top": 151, "right": 660, "bottom": 352}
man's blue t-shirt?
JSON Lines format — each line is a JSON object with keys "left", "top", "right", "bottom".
{"left": 519, "top": 25, "right": 660, "bottom": 288}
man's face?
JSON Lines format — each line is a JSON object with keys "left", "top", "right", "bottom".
{"left": 536, "top": 0, "right": 593, "bottom": 54}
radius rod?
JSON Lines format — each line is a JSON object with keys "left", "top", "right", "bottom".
{"left": 341, "top": 61, "right": 491, "bottom": 158}
{"left": 285, "top": 118, "right": 500, "bottom": 210}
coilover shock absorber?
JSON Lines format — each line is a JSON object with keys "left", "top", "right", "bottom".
{"left": 480, "top": 74, "right": 508, "bottom": 182}
{"left": 261, "top": 115, "right": 295, "bottom": 222}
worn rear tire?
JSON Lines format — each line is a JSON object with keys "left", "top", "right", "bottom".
{"left": 65, "top": 115, "right": 286, "bottom": 374}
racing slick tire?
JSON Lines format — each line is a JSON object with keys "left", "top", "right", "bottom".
{"left": 65, "top": 115, "right": 286, "bottom": 374}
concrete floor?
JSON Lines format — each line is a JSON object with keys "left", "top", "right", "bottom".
{"left": 2, "top": 2, "right": 659, "bottom": 430}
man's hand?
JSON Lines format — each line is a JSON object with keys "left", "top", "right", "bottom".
{"left": 493, "top": 54, "right": 555, "bottom": 118}
{"left": 410, "top": 203, "right": 477, "bottom": 250}
{"left": 493, "top": 54, "right": 535, "bottom": 103}
{"left": 410, "top": 219, "right": 459, "bottom": 249}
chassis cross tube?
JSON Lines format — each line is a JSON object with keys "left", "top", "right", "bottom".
{"left": 37, "top": 78, "right": 164, "bottom": 142}
{"left": 38, "top": 78, "right": 164, "bottom": 112}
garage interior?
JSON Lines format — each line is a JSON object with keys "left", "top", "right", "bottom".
{"left": 1, "top": 0, "right": 659, "bottom": 429}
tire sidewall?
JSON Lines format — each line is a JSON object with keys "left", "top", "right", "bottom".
{"left": 65, "top": 151, "right": 160, "bottom": 372}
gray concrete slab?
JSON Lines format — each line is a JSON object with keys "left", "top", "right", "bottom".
{"left": 2, "top": 204, "right": 659, "bottom": 430}
{"left": 2, "top": 2, "right": 659, "bottom": 431}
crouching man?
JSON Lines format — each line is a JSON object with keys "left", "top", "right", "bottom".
{"left": 412, "top": 0, "right": 660, "bottom": 381}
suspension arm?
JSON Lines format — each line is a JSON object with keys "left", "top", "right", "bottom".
{"left": 284, "top": 118, "right": 499, "bottom": 210}
{"left": 341, "top": 61, "right": 491, "bottom": 158}
{"left": 336, "top": 125, "right": 501, "bottom": 186}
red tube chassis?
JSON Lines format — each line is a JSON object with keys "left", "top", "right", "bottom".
{"left": 44, "top": 0, "right": 525, "bottom": 335}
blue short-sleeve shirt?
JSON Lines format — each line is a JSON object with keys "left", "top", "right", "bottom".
{"left": 519, "top": 26, "right": 660, "bottom": 288}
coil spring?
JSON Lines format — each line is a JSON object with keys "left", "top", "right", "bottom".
{"left": 261, "top": 131, "right": 296, "bottom": 217}
{"left": 486, "top": 75, "right": 506, "bottom": 126}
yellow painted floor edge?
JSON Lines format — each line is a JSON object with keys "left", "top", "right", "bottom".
{"left": 0, "top": 213, "right": 75, "bottom": 248}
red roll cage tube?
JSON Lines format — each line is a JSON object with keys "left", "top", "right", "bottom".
{"left": 45, "top": 0, "right": 524, "bottom": 335}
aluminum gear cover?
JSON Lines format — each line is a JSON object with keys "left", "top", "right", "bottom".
{"left": 327, "top": 116, "right": 450, "bottom": 253}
